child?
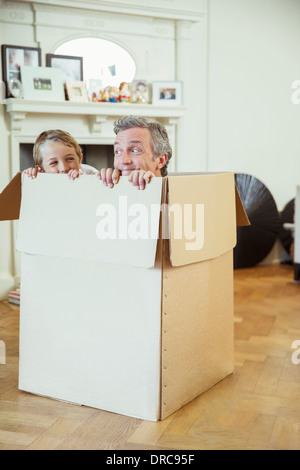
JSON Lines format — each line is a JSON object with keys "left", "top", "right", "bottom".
{"left": 24, "top": 129, "right": 98, "bottom": 180}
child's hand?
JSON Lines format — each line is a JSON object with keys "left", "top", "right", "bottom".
{"left": 128, "top": 170, "right": 155, "bottom": 190}
{"left": 96, "top": 168, "right": 120, "bottom": 188}
{"left": 68, "top": 169, "right": 80, "bottom": 180}
{"left": 23, "top": 165, "right": 42, "bottom": 179}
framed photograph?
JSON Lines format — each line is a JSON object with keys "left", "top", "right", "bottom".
{"left": 87, "top": 78, "right": 102, "bottom": 102}
{"left": 7, "top": 78, "right": 24, "bottom": 99}
{"left": 46, "top": 54, "right": 83, "bottom": 83}
{"left": 20, "top": 66, "right": 65, "bottom": 101}
{"left": 130, "top": 79, "right": 149, "bottom": 104}
{"left": 65, "top": 80, "right": 89, "bottom": 102}
{"left": 1, "top": 44, "right": 41, "bottom": 97}
{"left": 152, "top": 81, "right": 182, "bottom": 106}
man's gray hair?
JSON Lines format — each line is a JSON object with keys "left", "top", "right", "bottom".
{"left": 113, "top": 115, "right": 172, "bottom": 176}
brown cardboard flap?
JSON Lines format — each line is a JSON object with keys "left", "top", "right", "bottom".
{"left": 167, "top": 173, "right": 239, "bottom": 267}
{"left": 0, "top": 172, "right": 22, "bottom": 221}
{"left": 235, "top": 185, "right": 250, "bottom": 226}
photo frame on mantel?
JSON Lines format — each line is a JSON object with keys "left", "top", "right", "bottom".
{"left": 1, "top": 44, "right": 42, "bottom": 98}
{"left": 20, "top": 66, "right": 65, "bottom": 101}
{"left": 65, "top": 80, "right": 89, "bottom": 103}
{"left": 46, "top": 54, "right": 83, "bottom": 83}
{"left": 152, "top": 81, "right": 182, "bottom": 106}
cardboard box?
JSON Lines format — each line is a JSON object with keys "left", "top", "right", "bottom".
{"left": 0, "top": 172, "right": 249, "bottom": 421}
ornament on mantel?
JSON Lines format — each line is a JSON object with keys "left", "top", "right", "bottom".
{"left": 110, "top": 86, "right": 120, "bottom": 102}
{"left": 119, "top": 82, "right": 131, "bottom": 103}
{"left": 101, "top": 86, "right": 110, "bottom": 102}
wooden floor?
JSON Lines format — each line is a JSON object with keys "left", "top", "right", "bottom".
{"left": 1, "top": 264, "right": 300, "bottom": 450}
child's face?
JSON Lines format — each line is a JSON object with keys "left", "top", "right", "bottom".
{"left": 40, "top": 142, "right": 82, "bottom": 173}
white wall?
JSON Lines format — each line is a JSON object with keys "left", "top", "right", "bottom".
{"left": 207, "top": 0, "right": 300, "bottom": 211}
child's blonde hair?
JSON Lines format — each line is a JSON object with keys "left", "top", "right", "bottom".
{"left": 33, "top": 129, "right": 82, "bottom": 169}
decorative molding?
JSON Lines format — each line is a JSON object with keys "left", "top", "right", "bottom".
{"left": 0, "top": 0, "right": 32, "bottom": 11}
{"left": 89, "top": 115, "right": 107, "bottom": 134}
{"left": 10, "top": 112, "right": 27, "bottom": 132}
{"left": 175, "top": 20, "right": 194, "bottom": 40}
{"left": 5, "top": 99, "right": 186, "bottom": 120}
{"left": 15, "top": 0, "right": 206, "bottom": 21}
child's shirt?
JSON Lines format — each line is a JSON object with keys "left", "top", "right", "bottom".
{"left": 80, "top": 164, "right": 98, "bottom": 175}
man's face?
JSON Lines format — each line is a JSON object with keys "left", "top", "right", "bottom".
{"left": 113, "top": 127, "right": 163, "bottom": 176}
{"left": 40, "top": 142, "right": 82, "bottom": 173}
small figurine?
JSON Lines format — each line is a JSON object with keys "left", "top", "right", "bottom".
{"left": 97, "top": 90, "right": 103, "bottom": 102}
{"left": 101, "top": 86, "right": 110, "bottom": 102}
{"left": 119, "top": 82, "right": 131, "bottom": 103}
{"left": 109, "top": 86, "right": 120, "bottom": 102}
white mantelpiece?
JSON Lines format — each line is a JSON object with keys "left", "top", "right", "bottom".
{"left": 5, "top": 98, "right": 185, "bottom": 136}
{"left": 5, "top": 98, "right": 185, "bottom": 175}
{"left": 5, "top": 99, "right": 186, "bottom": 118}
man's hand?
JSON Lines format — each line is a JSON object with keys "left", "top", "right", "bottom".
{"left": 96, "top": 168, "right": 121, "bottom": 188}
{"left": 23, "top": 165, "right": 42, "bottom": 178}
{"left": 128, "top": 170, "right": 155, "bottom": 190}
{"left": 96, "top": 168, "right": 155, "bottom": 190}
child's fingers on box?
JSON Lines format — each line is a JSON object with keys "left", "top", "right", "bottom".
{"left": 68, "top": 170, "right": 79, "bottom": 180}
{"left": 100, "top": 168, "right": 108, "bottom": 184}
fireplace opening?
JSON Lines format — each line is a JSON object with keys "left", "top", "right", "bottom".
{"left": 20, "top": 143, "right": 114, "bottom": 172}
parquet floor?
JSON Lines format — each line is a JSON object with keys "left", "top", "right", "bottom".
{"left": 0, "top": 264, "right": 300, "bottom": 450}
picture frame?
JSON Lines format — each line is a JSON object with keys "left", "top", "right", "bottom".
{"left": 130, "top": 79, "right": 149, "bottom": 104}
{"left": 1, "top": 44, "right": 42, "bottom": 98}
{"left": 46, "top": 54, "right": 83, "bottom": 83}
{"left": 65, "top": 80, "right": 89, "bottom": 103}
{"left": 7, "top": 78, "right": 24, "bottom": 99}
{"left": 20, "top": 66, "right": 65, "bottom": 101}
{"left": 87, "top": 78, "right": 102, "bottom": 102}
{"left": 152, "top": 81, "right": 182, "bottom": 106}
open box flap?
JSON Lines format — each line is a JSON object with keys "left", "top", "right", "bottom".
{"left": 0, "top": 172, "right": 22, "bottom": 221}
{"left": 167, "top": 172, "right": 245, "bottom": 267}
{"left": 16, "top": 174, "right": 162, "bottom": 269}
{"left": 235, "top": 184, "right": 250, "bottom": 226}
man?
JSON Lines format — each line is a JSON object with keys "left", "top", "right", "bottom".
{"left": 98, "top": 115, "right": 172, "bottom": 190}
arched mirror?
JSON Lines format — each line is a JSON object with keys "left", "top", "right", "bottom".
{"left": 54, "top": 37, "right": 136, "bottom": 88}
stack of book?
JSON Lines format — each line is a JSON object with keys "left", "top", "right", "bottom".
{"left": 8, "top": 288, "right": 20, "bottom": 306}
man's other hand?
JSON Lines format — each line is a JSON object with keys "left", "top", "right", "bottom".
{"left": 96, "top": 168, "right": 120, "bottom": 188}
{"left": 128, "top": 170, "right": 155, "bottom": 190}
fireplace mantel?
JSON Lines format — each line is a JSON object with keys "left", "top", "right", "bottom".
{"left": 5, "top": 99, "right": 186, "bottom": 133}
